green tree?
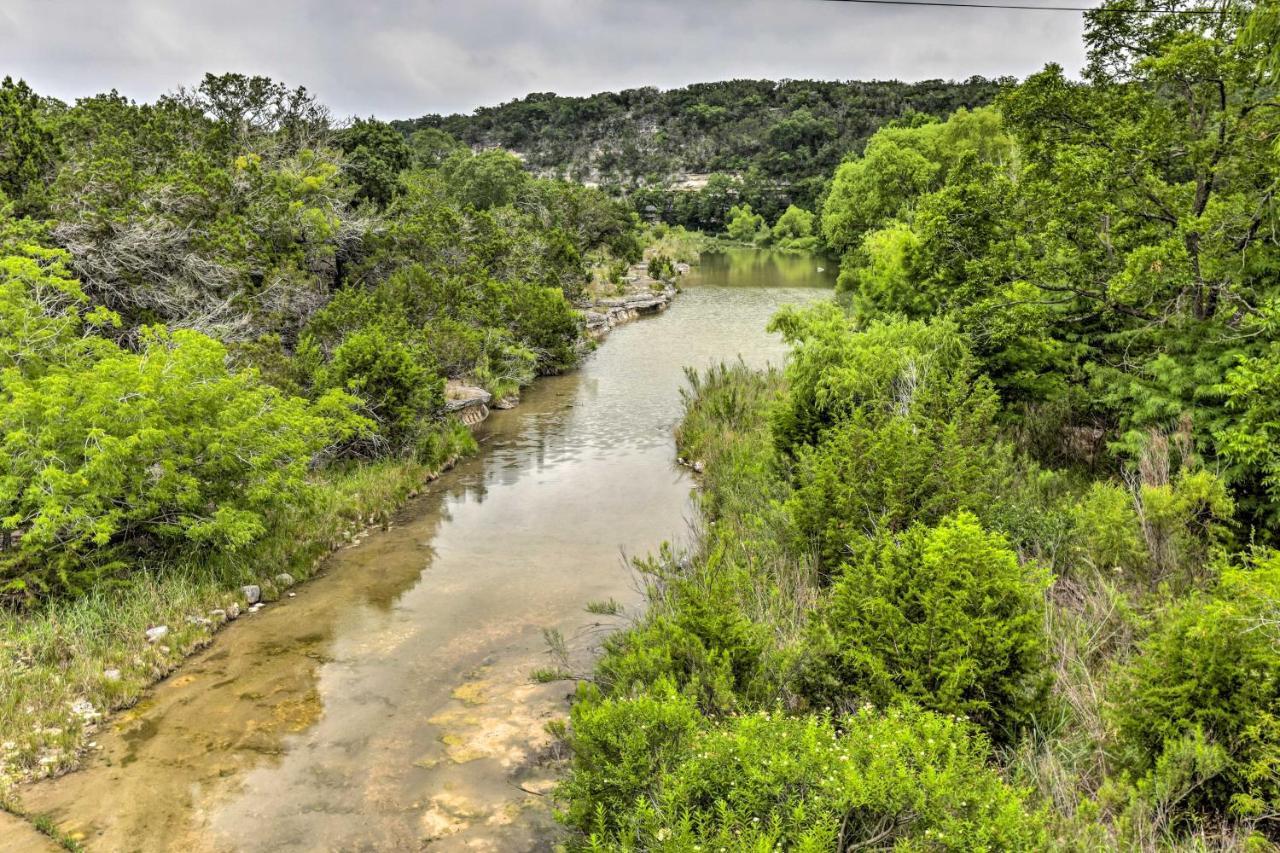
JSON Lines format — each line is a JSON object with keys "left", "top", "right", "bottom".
{"left": 0, "top": 77, "right": 57, "bottom": 213}
{"left": 725, "top": 202, "right": 765, "bottom": 242}
{"left": 407, "top": 127, "right": 466, "bottom": 170}
{"left": 443, "top": 148, "right": 528, "bottom": 210}
{"left": 335, "top": 117, "right": 411, "bottom": 207}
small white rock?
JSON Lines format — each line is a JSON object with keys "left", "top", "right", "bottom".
{"left": 102, "top": 668, "right": 121, "bottom": 682}
{"left": 69, "top": 699, "right": 98, "bottom": 720}
{"left": 145, "top": 625, "right": 169, "bottom": 643}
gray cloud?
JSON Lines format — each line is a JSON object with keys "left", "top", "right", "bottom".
{"left": 2, "top": 0, "right": 1087, "bottom": 119}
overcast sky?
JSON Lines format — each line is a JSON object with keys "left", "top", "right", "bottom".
{"left": 1, "top": 0, "right": 1088, "bottom": 119}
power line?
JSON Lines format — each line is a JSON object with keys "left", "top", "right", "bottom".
{"left": 822, "top": 0, "right": 1222, "bottom": 12}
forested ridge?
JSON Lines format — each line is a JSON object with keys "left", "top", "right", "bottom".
{"left": 394, "top": 77, "right": 1003, "bottom": 229}
{"left": 557, "top": 1, "right": 1280, "bottom": 850}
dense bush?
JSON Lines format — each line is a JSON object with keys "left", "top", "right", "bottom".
{"left": 0, "top": 319, "right": 364, "bottom": 600}
{"left": 564, "top": 701, "right": 1047, "bottom": 850}
{"left": 1108, "top": 554, "right": 1280, "bottom": 826}
{"left": 801, "top": 513, "right": 1050, "bottom": 738}
{"left": 317, "top": 324, "right": 440, "bottom": 454}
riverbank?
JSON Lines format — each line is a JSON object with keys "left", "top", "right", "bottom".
{"left": 0, "top": 258, "right": 691, "bottom": 834}
{"left": 3, "top": 248, "right": 831, "bottom": 851}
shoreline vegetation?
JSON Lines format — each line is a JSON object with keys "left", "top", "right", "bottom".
{"left": 0, "top": 234, "right": 697, "bottom": 811}
{"left": 0, "top": 70, "right": 707, "bottom": 822}
{"left": 546, "top": 4, "right": 1280, "bottom": 850}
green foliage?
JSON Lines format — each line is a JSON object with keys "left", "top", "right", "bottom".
{"left": 442, "top": 148, "right": 528, "bottom": 210}
{"left": 767, "top": 303, "right": 979, "bottom": 459}
{"left": 0, "top": 74, "right": 644, "bottom": 611}
{"left": 317, "top": 324, "right": 441, "bottom": 454}
{"left": 801, "top": 514, "right": 1050, "bottom": 739}
{"left": 565, "top": 702, "right": 1047, "bottom": 850}
{"left": 335, "top": 117, "right": 411, "bottom": 207}
{"left": 779, "top": 311, "right": 1006, "bottom": 572}
{"left": 560, "top": 681, "right": 703, "bottom": 838}
{"left": 822, "top": 136, "right": 938, "bottom": 254}
{"left": 0, "top": 319, "right": 365, "bottom": 601}
{"left": 645, "top": 253, "right": 674, "bottom": 280}
{"left": 771, "top": 204, "right": 815, "bottom": 240}
{"left": 406, "top": 127, "right": 465, "bottom": 170}
{"left": 0, "top": 77, "right": 57, "bottom": 215}
{"left": 1070, "top": 481, "right": 1146, "bottom": 576}
{"left": 838, "top": 219, "right": 924, "bottom": 317}
{"left": 725, "top": 202, "right": 766, "bottom": 243}
{"left": 768, "top": 204, "right": 818, "bottom": 252}
{"left": 1108, "top": 553, "right": 1280, "bottom": 825}
{"left": 1215, "top": 335, "right": 1280, "bottom": 527}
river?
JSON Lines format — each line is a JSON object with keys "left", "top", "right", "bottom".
{"left": 13, "top": 248, "right": 835, "bottom": 852}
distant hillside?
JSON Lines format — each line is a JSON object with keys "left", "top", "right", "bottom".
{"left": 393, "top": 77, "right": 1006, "bottom": 227}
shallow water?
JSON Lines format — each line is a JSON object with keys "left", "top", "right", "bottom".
{"left": 18, "top": 248, "right": 834, "bottom": 852}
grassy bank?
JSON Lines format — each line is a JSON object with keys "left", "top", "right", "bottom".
{"left": 0, "top": 422, "right": 475, "bottom": 799}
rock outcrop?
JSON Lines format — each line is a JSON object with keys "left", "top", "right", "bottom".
{"left": 444, "top": 381, "right": 493, "bottom": 427}
{"left": 579, "top": 262, "right": 680, "bottom": 340}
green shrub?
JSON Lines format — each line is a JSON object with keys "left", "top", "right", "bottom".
{"left": 318, "top": 325, "right": 443, "bottom": 455}
{"left": 559, "top": 681, "right": 703, "bottom": 837}
{"left": 597, "top": 553, "right": 769, "bottom": 713}
{"left": 766, "top": 305, "right": 976, "bottom": 458}
{"left": 772, "top": 306, "right": 1006, "bottom": 572}
{"left": 800, "top": 513, "right": 1050, "bottom": 739}
{"left": 1136, "top": 468, "right": 1235, "bottom": 589}
{"left": 1108, "top": 553, "right": 1280, "bottom": 824}
{"left": 567, "top": 704, "right": 1047, "bottom": 850}
{"left": 646, "top": 253, "right": 675, "bottom": 280}
{"left": 786, "top": 394, "right": 1007, "bottom": 573}
{"left": 1070, "top": 480, "right": 1146, "bottom": 577}
{"left": 0, "top": 327, "right": 365, "bottom": 601}
{"left": 725, "top": 202, "right": 767, "bottom": 243}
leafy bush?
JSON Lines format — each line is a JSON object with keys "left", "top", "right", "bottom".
{"left": 564, "top": 703, "right": 1047, "bottom": 850}
{"left": 725, "top": 202, "right": 767, "bottom": 243}
{"left": 1108, "top": 553, "right": 1280, "bottom": 825}
{"left": 646, "top": 253, "right": 675, "bottom": 280}
{"left": 559, "top": 681, "right": 703, "bottom": 837}
{"left": 767, "top": 304, "right": 976, "bottom": 458}
{"left": 800, "top": 513, "right": 1050, "bottom": 739}
{"left": 596, "top": 552, "right": 769, "bottom": 714}
{"left": 1070, "top": 481, "right": 1146, "bottom": 577}
{"left": 0, "top": 326, "right": 365, "bottom": 601}
{"left": 772, "top": 305, "right": 1006, "bottom": 571}
{"left": 317, "top": 325, "right": 442, "bottom": 455}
